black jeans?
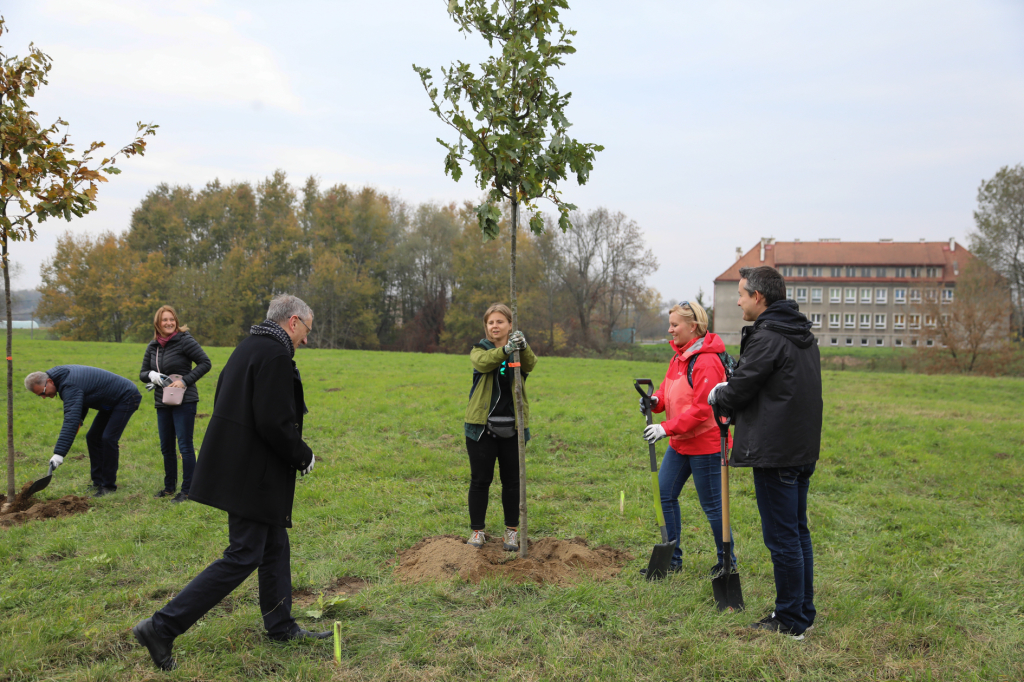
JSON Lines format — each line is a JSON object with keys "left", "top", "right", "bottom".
{"left": 151, "top": 514, "right": 298, "bottom": 640}
{"left": 156, "top": 402, "right": 197, "bottom": 494}
{"left": 752, "top": 463, "right": 816, "bottom": 634}
{"left": 466, "top": 434, "right": 520, "bottom": 530}
{"left": 85, "top": 394, "right": 141, "bottom": 490}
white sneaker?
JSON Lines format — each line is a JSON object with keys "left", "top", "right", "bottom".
{"left": 503, "top": 528, "right": 519, "bottom": 551}
{"left": 468, "top": 530, "right": 486, "bottom": 548}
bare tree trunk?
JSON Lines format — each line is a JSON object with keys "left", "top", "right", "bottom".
{"left": 3, "top": 229, "right": 14, "bottom": 502}
{"left": 509, "top": 198, "right": 529, "bottom": 558}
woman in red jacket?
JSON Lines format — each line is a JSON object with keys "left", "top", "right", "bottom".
{"left": 640, "top": 300, "right": 736, "bottom": 576}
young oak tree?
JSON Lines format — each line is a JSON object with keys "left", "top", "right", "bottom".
{"left": 0, "top": 17, "right": 156, "bottom": 504}
{"left": 414, "top": 0, "right": 602, "bottom": 556}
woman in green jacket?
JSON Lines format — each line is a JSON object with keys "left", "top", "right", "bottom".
{"left": 464, "top": 303, "right": 538, "bottom": 551}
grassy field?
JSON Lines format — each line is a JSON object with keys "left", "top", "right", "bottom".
{"left": 0, "top": 331, "right": 1022, "bottom": 681}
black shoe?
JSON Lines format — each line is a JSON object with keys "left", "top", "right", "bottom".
{"left": 154, "top": 489, "right": 175, "bottom": 498}
{"left": 270, "top": 628, "right": 332, "bottom": 643}
{"left": 93, "top": 487, "right": 116, "bottom": 498}
{"left": 132, "top": 617, "right": 176, "bottom": 671}
{"left": 639, "top": 564, "right": 683, "bottom": 576}
{"left": 171, "top": 492, "right": 189, "bottom": 504}
{"left": 749, "top": 612, "right": 805, "bottom": 640}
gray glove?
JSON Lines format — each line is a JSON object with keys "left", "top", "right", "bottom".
{"left": 49, "top": 454, "right": 64, "bottom": 469}
{"left": 301, "top": 454, "right": 315, "bottom": 477}
{"left": 707, "top": 381, "right": 729, "bottom": 406}
{"left": 639, "top": 394, "right": 658, "bottom": 416}
{"left": 510, "top": 330, "right": 527, "bottom": 350}
{"left": 148, "top": 371, "right": 171, "bottom": 387}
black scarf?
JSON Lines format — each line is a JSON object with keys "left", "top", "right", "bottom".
{"left": 250, "top": 319, "right": 295, "bottom": 358}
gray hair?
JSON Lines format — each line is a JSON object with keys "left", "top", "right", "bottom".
{"left": 738, "top": 266, "right": 787, "bottom": 305}
{"left": 24, "top": 371, "right": 49, "bottom": 391}
{"left": 267, "top": 294, "right": 313, "bottom": 325}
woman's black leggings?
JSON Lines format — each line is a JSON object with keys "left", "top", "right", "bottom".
{"left": 466, "top": 434, "right": 520, "bottom": 530}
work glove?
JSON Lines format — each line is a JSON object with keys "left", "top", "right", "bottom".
{"left": 638, "top": 395, "right": 658, "bottom": 416}
{"left": 148, "top": 371, "right": 171, "bottom": 387}
{"left": 510, "top": 330, "right": 527, "bottom": 350}
{"left": 707, "top": 381, "right": 729, "bottom": 406}
{"left": 300, "top": 454, "right": 315, "bottom": 477}
{"left": 49, "top": 454, "right": 64, "bottom": 470}
{"left": 503, "top": 338, "right": 516, "bottom": 356}
{"left": 643, "top": 424, "right": 667, "bottom": 444}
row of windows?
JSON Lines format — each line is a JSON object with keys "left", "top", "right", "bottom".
{"left": 827, "top": 337, "right": 936, "bottom": 348}
{"left": 780, "top": 266, "right": 943, "bottom": 279}
{"left": 809, "top": 312, "right": 947, "bottom": 330}
{"left": 786, "top": 286, "right": 954, "bottom": 304}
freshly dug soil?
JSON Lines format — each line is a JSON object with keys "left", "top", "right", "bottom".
{"left": 293, "top": 576, "right": 370, "bottom": 607}
{"left": 395, "top": 535, "right": 633, "bottom": 585}
{"left": 0, "top": 482, "right": 91, "bottom": 529}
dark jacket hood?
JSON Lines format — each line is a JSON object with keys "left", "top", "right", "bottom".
{"left": 754, "top": 300, "right": 815, "bottom": 349}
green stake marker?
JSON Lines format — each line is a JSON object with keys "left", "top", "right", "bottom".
{"left": 620, "top": 490, "right": 624, "bottom": 515}
{"left": 333, "top": 621, "right": 342, "bottom": 664}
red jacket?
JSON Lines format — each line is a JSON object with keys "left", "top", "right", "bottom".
{"left": 652, "top": 333, "right": 732, "bottom": 455}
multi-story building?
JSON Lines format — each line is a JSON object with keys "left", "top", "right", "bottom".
{"left": 712, "top": 238, "right": 975, "bottom": 348}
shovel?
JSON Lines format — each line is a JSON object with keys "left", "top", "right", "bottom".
{"left": 634, "top": 379, "right": 674, "bottom": 581}
{"left": 711, "top": 402, "right": 744, "bottom": 612}
{"left": 24, "top": 462, "right": 57, "bottom": 497}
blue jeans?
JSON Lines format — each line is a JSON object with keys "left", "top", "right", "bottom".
{"left": 752, "top": 463, "right": 816, "bottom": 634}
{"left": 156, "top": 402, "right": 197, "bottom": 495}
{"left": 85, "top": 394, "right": 141, "bottom": 490}
{"left": 658, "top": 446, "right": 736, "bottom": 569}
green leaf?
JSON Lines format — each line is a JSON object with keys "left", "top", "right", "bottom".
{"left": 529, "top": 212, "right": 544, "bottom": 235}
{"left": 475, "top": 202, "right": 501, "bottom": 241}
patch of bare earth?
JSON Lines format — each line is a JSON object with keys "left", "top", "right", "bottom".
{"left": 395, "top": 535, "right": 633, "bottom": 585}
{"left": 293, "top": 576, "right": 370, "bottom": 607}
{"left": 0, "top": 481, "right": 91, "bottom": 529}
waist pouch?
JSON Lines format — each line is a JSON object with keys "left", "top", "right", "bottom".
{"left": 486, "top": 415, "right": 517, "bottom": 439}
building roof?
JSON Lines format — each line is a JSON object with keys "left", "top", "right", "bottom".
{"left": 714, "top": 240, "right": 974, "bottom": 283}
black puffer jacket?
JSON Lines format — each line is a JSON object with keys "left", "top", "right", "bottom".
{"left": 715, "top": 300, "right": 822, "bottom": 468}
{"left": 139, "top": 332, "right": 212, "bottom": 406}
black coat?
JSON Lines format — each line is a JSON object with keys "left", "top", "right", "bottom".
{"left": 138, "top": 332, "right": 212, "bottom": 406}
{"left": 716, "top": 300, "right": 823, "bottom": 468}
{"left": 189, "top": 335, "right": 314, "bottom": 527}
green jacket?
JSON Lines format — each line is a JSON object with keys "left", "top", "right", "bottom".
{"left": 464, "top": 339, "right": 538, "bottom": 439}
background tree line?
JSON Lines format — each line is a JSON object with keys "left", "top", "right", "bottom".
{"left": 36, "top": 170, "right": 663, "bottom": 353}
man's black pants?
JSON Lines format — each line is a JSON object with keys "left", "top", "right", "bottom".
{"left": 86, "top": 394, "right": 140, "bottom": 490}
{"left": 151, "top": 514, "right": 298, "bottom": 640}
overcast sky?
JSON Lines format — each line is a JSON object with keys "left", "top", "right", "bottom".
{"left": 5, "top": 0, "right": 1024, "bottom": 304}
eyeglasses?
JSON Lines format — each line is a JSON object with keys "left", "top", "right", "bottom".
{"left": 679, "top": 300, "right": 690, "bottom": 309}
{"left": 294, "top": 316, "right": 312, "bottom": 335}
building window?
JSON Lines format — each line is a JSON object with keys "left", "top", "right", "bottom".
{"left": 844, "top": 313, "right": 856, "bottom": 328}
{"left": 924, "top": 314, "right": 936, "bottom": 327}
{"left": 846, "top": 267, "right": 857, "bottom": 277}
{"left": 830, "top": 337, "right": 838, "bottom": 346}
{"left": 894, "top": 338, "right": 903, "bottom": 347}
{"left": 811, "top": 287, "right": 822, "bottom": 303}
{"left": 845, "top": 288, "right": 856, "bottom": 303}
{"left": 875, "top": 268, "right": 886, "bottom": 277}
{"left": 876, "top": 338, "right": 884, "bottom": 346}
{"left": 926, "top": 267, "right": 939, "bottom": 278}
{"left": 861, "top": 337, "right": 869, "bottom": 346}
{"left": 876, "top": 288, "right": 887, "bottom": 304}
{"left": 812, "top": 267, "right": 822, "bottom": 277}
{"left": 786, "top": 286, "right": 794, "bottom": 300}
{"left": 845, "top": 337, "right": 853, "bottom": 346}
{"left": 811, "top": 313, "right": 821, "bottom": 328}
{"left": 875, "top": 314, "right": 886, "bottom": 329}
{"left": 909, "top": 289, "right": 921, "bottom": 302}
{"left": 829, "top": 313, "right": 840, "bottom": 328}
{"left": 909, "top": 314, "right": 921, "bottom": 329}
{"left": 894, "top": 288, "right": 906, "bottom": 303}
{"left": 859, "top": 313, "right": 871, "bottom": 328}
{"left": 910, "top": 267, "right": 921, "bottom": 277}
{"left": 780, "top": 266, "right": 793, "bottom": 276}
{"left": 926, "top": 339, "right": 935, "bottom": 347}
{"left": 796, "top": 288, "right": 807, "bottom": 302}
{"left": 859, "top": 267, "right": 869, "bottom": 277}
{"left": 942, "top": 289, "right": 954, "bottom": 303}
{"left": 831, "top": 267, "right": 842, "bottom": 277}
{"left": 894, "top": 314, "right": 906, "bottom": 329}
{"left": 910, "top": 338, "right": 919, "bottom": 347}
{"left": 860, "top": 288, "right": 872, "bottom": 303}
{"left": 830, "top": 287, "right": 841, "bottom": 303}
{"left": 895, "top": 267, "right": 906, "bottom": 278}
{"left": 797, "top": 266, "right": 806, "bottom": 277}
{"left": 925, "top": 289, "right": 937, "bottom": 301}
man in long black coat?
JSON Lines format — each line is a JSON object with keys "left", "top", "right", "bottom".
{"left": 133, "top": 295, "right": 327, "bottom": 671}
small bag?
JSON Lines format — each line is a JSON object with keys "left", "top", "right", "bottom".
{"left": 486, "top": 415, "right": 517, "bottom": 439}
{"left": 156, "top": 348, "right": 185, "bottom": 406}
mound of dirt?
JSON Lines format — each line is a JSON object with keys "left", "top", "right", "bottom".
{"left": 0, "top": 482, "right": 91, "bottom": 529}
{"left": 395, "top": 535, "right": 633, "bottom": 585}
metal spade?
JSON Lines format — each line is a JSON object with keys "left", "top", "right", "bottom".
{"left": 634, "top": 379, "right": 675, "bottom": 581}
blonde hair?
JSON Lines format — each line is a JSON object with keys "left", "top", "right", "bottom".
{"left": 669, "top": 300, "right": 709, "bottom": 336}
{"left": 153, "top": 305, "right": 189, "bottom": 338}
{"left": 482, "top": 303, "right": 513, "bottom": 335}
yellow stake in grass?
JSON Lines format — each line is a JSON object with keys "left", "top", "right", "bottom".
{"left": 334, "top": 621, "right": 342, "bottom": 664}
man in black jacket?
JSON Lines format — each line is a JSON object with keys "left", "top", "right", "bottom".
{"left": 132, "top": 295, "right": 327, "bottom": 671}
{"left": 24, "top": 365, "right": 142, "bottom": 497}
{"left": 708, "top": 266, "right": 822, "bottom": 640}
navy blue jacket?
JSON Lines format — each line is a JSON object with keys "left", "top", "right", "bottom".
{"left": 47, "top": 365, "right": 141, "bottom": 456}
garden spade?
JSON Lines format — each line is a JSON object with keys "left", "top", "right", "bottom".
{"left": 25, "top": 462, "right": 56, "bottom": 497}
{"left": 711, "top": 402, "right": 744, "bottom": 612}
{"left": 634, "top": 379, "right": 674, "bottom": 581}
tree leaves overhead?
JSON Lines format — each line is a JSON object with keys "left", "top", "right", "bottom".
{"left": 413, "top": 0, "right": 602, "bottom": 240}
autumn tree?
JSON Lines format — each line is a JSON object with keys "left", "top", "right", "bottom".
{"left": 0, "top": 17, "right": 156, "bottom": 503}
{"left": 969, "top": 164, "right": 1024, "bottom": 338}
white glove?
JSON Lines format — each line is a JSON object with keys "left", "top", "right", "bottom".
{"left": 510, "top": 330, "right": 527, "bottom": 350}
{"left": 638, "top": 395, "right": 658, "bottom": 416}
{"left": 503, "top": 338, "right": 516, "bottom": 355}
{"left": 148, "top": 371, "right": 171, "bottom": 387}
{"left": 643, "top": 424, "right": 667, "bottom": 444}
{"left": 49, "top": 454, "right": 64, "bottom": 469}
{"left": 301, "top": 454, "right": 315, "bottom": 477}
{"left": 707, "top": 381, "right": 729, "bottom": 405}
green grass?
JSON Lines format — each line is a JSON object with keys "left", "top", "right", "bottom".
{"left": 1, "top": 331, "right": 1022, "bottom": 681}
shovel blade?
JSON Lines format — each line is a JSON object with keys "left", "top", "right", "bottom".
{"left": 711, "top": 570, "right": 745, "bottom": 612}
{"left": 644, "top": 543, "right": 674, "bottom": 581}
{"left": 25, "top": 474, "right": 52, "bottom": 497}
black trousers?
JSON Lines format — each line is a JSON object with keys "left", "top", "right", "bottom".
{"left": 466, "top": 434, "right": 520, "bottom": 530}
{"left": 85, "top": 394, "right": 140, "bottom": 490}
{"left": 151, "top": 514, "right": 297, "bottom": 640}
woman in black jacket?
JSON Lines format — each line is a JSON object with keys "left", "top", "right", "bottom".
{"left": 139, "top": 306, "right": 212, "bottom": 503}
